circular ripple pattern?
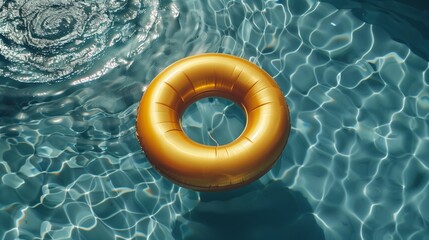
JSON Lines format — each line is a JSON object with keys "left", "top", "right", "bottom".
{"left": 0, "top": 0, "right": 159, "bottom": 82}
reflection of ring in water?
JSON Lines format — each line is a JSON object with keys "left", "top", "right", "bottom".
{"left": 136, "top": 54, "right": 291, "bottom": 191}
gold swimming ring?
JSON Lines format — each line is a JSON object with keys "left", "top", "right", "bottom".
{"left": 136, "top": 53, "right": 290, "bottom": 191}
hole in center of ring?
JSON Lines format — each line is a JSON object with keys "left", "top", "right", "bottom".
{"left": 181, "top": 97, "right": 247, "bottom": 146}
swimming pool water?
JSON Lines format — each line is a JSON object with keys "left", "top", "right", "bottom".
{"left": 1, "top": 0, "right": 429, "bottom": 239}
{"left": 181, "top": 97, "right": 246, "bottom": 146}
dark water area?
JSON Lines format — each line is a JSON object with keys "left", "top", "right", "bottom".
{"left": 321, "top": 0, "right": 429, "bottom": 61}
{"left": 174, "top": 181, "right": 325, "bottom": 240}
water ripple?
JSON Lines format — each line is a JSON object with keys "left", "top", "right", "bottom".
{"left": 0, "top": 0, "right": 159, "bottom": 82}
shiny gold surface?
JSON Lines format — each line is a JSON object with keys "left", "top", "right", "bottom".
{"left": 136, "top": 53, "right": 290, "bottom": 191}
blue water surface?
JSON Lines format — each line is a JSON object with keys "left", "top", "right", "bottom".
{"left": 1, "top": 0, "right": 429, "bottom": 239}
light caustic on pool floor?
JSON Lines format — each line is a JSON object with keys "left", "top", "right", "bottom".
{"left": 1, "top": 0, "right": 429, "bottom": 239}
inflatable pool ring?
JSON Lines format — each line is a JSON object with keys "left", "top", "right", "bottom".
{"left": 136, "top": 53, "right": 290, "bottom": 191}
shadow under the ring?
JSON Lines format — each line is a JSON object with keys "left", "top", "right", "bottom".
{"left": 173, "top": 181, "right": 325, "bottom": 240}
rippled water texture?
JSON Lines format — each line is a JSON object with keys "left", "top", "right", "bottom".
{"left": 0, "top": 0, "right": 160, "bottom": 82}
{"left": 1, "top": 0, "right": 429, "bottom": 239}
